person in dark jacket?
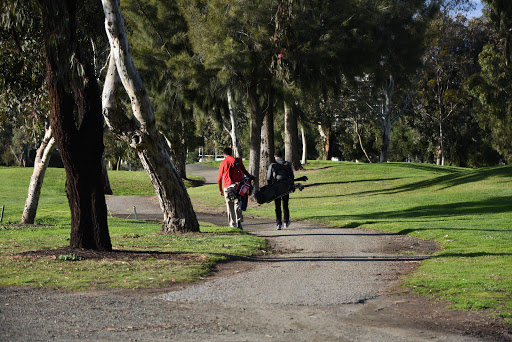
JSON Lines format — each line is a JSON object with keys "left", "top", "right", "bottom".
{"left": 266, "top": 150, "right": 294, "bottom": 230}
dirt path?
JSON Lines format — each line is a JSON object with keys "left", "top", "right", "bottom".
{"left": 1, "top": 164, "right": 510, "bottom": 341}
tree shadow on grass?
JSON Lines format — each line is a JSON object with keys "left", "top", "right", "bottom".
{"left": 258, "top": 231, "right": 398, "bottom": 239}
{"left": 241, "top": 255, "right": 430, "bottom": 263}
{"left": 397, "top": 226, "right": 509, "bottom": 235}
{"left": 297, "top": 167, "right": 512, "bottom": 201}
{"left": 392, "top": 163, "right": 462, "bottom": 174}
{"left": 303, "top": 177, "right": 403, "bottom": 189}
{"left": 309, "top": 196, "right": 512, "bottom": 223}
{"left": 432, "top": 252, "right": 512, "bottom": 258}
{"left": 349, "top": 165, "right": 512, "bottom": 197}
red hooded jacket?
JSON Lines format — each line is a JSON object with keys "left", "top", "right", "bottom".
{"left": 218, "top": 155, "right": 250, "bottom": 193}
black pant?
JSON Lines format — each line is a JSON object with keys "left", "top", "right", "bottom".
{"left": 274, "top": 194, "right": 289, "bottom": 225}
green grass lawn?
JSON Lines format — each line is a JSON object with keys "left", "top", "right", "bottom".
{"left": 188, "top": 161, "right": 512, "bottom": 323}
{"left": 1, "top": 162, "right": 511, "bottom": 324}
{"left": 0, "top": 166, "right": 266, "bottom": 290}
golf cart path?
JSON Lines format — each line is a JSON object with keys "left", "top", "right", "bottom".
{"left": 101, "top": 163, "right": 509, "bottom": 341}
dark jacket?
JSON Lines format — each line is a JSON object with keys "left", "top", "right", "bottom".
{"left": 266, "top": 157, "right": 294, "bottom": 185}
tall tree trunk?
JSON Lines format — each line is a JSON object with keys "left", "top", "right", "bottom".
{"left": 20, "top": 125, "right": 55, "bottom": 224}
{"left": 101, "top": 1, "right": 198, "bottom": 233}
{"left": 102, "top": 150, "right": 113, "bottom": 195}
{"left": 247, "top": 83, "right": 264, "bottom": 191}
{"left": 284, "top": 101, "right": 302, "bottom": 170}
{"left": 39, "top": 0, "right": 112, "bottom": 251}
{"left": 380, "top": 114, "right": 391, "bottom": 163}
{"left": 260, "top": 92, "right": 275, "bottom": 184}
{"left": 380, "top": 76, "right": 394, "bottom": 163}
{"left": 354, "top": 119, "right": 372, "bottom": 163}
{"left": 318, "top": 124, "right": 332, "bottom": 160}
{"left": 437, "top": 121, "right": 445, "bottom": 166}
{"left": 284, "top": 100, "right": 301, "bottom": 170}
{"left": 226, "top": 88, "right": 243, "bottom": 158}
{"left": 300, "top": 121, "right": 307, "bottom": 165}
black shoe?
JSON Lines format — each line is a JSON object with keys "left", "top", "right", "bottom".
{"left": 237, "top": 222, "right": 243, "bottom": 230}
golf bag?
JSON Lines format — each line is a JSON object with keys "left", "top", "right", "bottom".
{"left": 254, "top": 176, "right": 308, "bottom": 204}
{"left": 226, "top": 176, "right": 254, "bottom": 201}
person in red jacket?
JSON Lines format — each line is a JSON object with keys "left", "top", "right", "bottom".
{"left": 218, "top": 147, "right": 252, "bottom": 229}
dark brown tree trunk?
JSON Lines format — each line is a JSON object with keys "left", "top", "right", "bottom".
{"left": 102, "top": 150, "right": 113, "bottom": 195}
{"left": 39, "top": 0, "right": 111, "bottom": 251}
{"left": 284, "top": 100, "right": 302, "bottom": 170}
{"left": 260, "top": 91, "right": 275, "bottom": 184}
{"left": 318, "top": 124, "right": 333, "bottom": 160}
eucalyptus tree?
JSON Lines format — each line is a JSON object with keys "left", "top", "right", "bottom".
{"left": 275, "top": 0, "right": 353, "bottom": 166}
{"left": 2, "top": 0, "right": 115, "bottom": 225}
{"left": 362, "top": 0, "right": 437, "bottom": 163}
{"left": 466, "top": 18, "right": 512, "bottom": 163}
{"left": 101, "top": 0, "right": 199, "bottom": 233}
{"left": 36, "top": 0, "right": 112, "bottom": 250}
{"left": 121, "top": 0, "right": 199, "bottom": 179}
{"left": 482, "top": 0, "right": 512, "bottom": 66}
{"left": 177, "top": 0, "right": 276, "bottom": 189}
{"left": 0, "top": 0, "right": 48, "bottom": 167}
{"left": 413, "top": 14, "right": 471, "bottom": 165}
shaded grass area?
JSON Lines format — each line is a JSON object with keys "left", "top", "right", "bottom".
{"left": 188, "top": 161, "right": 512, "bottom": 323}
{"left": 0, "top": 167, "right": 266, "bottom": 290}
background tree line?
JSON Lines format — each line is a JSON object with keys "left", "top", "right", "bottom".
{"left": 1, "top": 0, "right": 511, "bottom": 249}
{"left": 2, "top": 1, "right": 511, "bottom": 171}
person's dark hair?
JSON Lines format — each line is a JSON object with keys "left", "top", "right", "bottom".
{"left": 223, "top": 147, "right": 233, "bottom": 156}
{"left": 274, "top": 150, "right": 283, "bottom": 158}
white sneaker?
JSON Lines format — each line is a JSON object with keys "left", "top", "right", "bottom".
{"left": 276, "top": 224, "right": 282, "bottom": 230}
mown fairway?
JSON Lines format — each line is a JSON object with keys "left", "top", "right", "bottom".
{"left": 1, "top": 162, "right": 511, "bottom": 323}
{"left": 0, "top": 167, "right": 266, "bottom": 290}
{"left": 188, "top": 161, "right": 512, "bottom": 323}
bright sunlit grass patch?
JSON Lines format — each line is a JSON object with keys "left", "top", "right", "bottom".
{"left": 0, "top": 167, "right": 266, "bottom": 291}
{"left": 190, "top": 161, "right": 512, "bottom": 323}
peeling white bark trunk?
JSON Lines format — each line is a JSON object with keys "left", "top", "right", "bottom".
{"left": 101, "top": 0, "right": 198, "bottom": 233}
{"left": 226, "top": 89, "right": 243, "bottom": 158}
{"left": 20, "top": 126, "right": 55, "bottom": 224}
{"left": 300, "top": 123, "right": 307, "bottom": 165}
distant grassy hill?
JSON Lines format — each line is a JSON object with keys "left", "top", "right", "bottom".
{"left": 188, "top": 161, "right": 512, "bottom": 323}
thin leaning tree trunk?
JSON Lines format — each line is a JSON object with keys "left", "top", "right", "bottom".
{"left": 20, "top": 126, "right": 55, "bottom": 224}
{"left": 300, "top": 121, "right": 307, "bottom": 165}
{"left": 226, "top": 88, "right": 243, "bottom": 158}
{"left": 101, "top": 0, "right": 198, "bottom": 233}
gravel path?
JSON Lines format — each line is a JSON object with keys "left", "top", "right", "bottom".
{"left": 1, "top": 164, "right": 510, "bottom": 341}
